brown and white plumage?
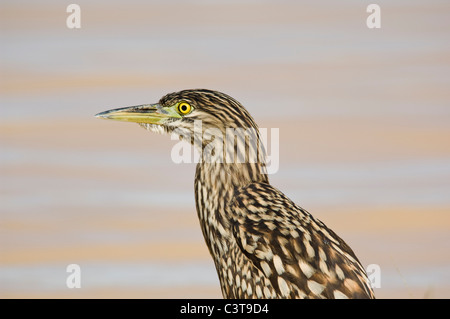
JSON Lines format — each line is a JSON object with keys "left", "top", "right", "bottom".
{"left": 96, "top": 89, "right": 375, "bottom": 299}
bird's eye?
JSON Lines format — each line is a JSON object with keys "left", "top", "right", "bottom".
{"left": 178, "top": 102, "right": 192, "bottom": 115}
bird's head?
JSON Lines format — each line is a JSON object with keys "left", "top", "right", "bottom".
{"left": 96, "top": 89, "right": 268, "bottom": 179}
{"left": 95, "top": 89, "right": 259, "bottom": 136}
{"left": 97, "top": 89, "right": 263, "bottom": 154}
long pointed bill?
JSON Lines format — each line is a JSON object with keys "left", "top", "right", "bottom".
{"left": 95, "top": 103, "right": 181, "bottom": 125}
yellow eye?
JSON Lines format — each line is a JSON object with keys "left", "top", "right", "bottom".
{"left": 178, "top": 102, "right": 192, "bottom": 115}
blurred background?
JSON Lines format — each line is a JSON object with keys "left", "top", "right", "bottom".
{"left": 1, "top": 0, "right": 449, "bottom": 298}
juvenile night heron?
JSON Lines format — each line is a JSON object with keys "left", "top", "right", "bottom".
{"left": 95, "top": 89, "right": 375, "bottom": 299}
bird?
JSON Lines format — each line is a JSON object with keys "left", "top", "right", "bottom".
{"left": 95, "top": 89, "right": 375, "bottom": 299}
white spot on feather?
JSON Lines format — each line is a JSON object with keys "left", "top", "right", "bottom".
{"left": 277, "top": 277, "right": 290, "bottom": 297}
{"left": 307, "top": 280, "right": 325, "bottom": 296}
{"left": 298, "top": 260, "right": 315, "bottom": 278}
{"left": 273, "top": 255, "right": 285, "bottom": 275}
{"left": 333, "top": 290, "right": 349, "bottom": 299}
{"left": 263, "top": 286, "right": 271, "bottom": 298}
{"left": 304, "top": 239, "right": 315, "bottom": 258}
{"left": 260, "top": 261, "right": 272, "bottom": 277}
{"left": 247, "top": 282, "right": 253, "bottom": 296}
{"left": 335, "top": 265, "right": 345, "bottom": 280}
{"left": 255, "top": 285, "right": 263, "bottom": 298}
{"left": 319, "top": 260, "right": 330, "bottom": 276}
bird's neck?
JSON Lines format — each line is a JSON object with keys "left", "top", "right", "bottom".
{"left": 193, "top": 125, "right": 269, "bottom": 188}
{"left": 197, "top": 162, "right": 268, "bottom": 189}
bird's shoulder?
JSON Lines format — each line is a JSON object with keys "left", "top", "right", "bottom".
{"left": 227, "top": 182, "right": 374, "bottom": 299}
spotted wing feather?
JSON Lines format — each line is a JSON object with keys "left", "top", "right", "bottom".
{"left": 228, "top": 182, "right": 375, "bottom": 299}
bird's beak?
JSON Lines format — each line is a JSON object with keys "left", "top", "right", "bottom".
{"left": 95, "top": 103, "right": 181, "bottom": 125}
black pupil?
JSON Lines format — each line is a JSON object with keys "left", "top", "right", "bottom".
{"left": 181, "top": 105, "right": 187, "bottom": 111}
